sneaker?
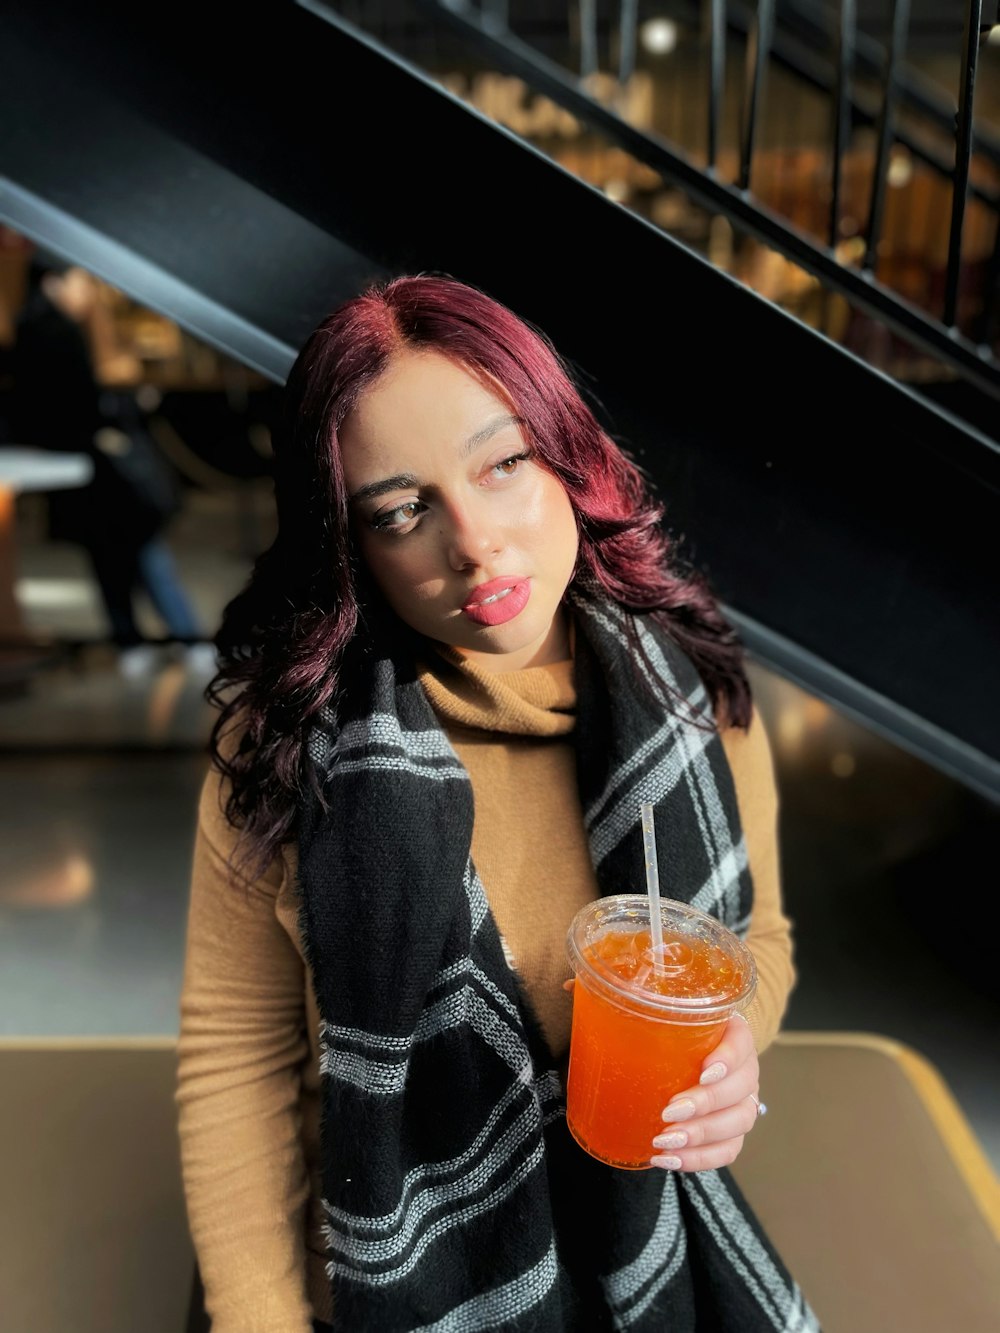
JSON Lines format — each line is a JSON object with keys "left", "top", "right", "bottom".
{"left": 184, "top": 642, "right": 218, "bottom": 677}
{"left": 117, "top": 643, "right": 161, "bottom": 680}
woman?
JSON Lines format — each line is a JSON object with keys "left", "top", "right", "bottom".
{"left": 177, "top": 275, "right": 816, "bottom": 1331}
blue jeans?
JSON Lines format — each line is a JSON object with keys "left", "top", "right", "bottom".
{"left": 89, "top": 533, "right": 201, "bottom": 645}
{"left": 136, "top": 536, "right": 201, "bottom": 639}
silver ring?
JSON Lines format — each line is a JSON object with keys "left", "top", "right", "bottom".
{"left": 749, "top": 1093, "right": 767, "bottom": 1118}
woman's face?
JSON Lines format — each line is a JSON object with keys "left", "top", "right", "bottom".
{"left": 339, "top": 347, "right": 579, "bottom": 672}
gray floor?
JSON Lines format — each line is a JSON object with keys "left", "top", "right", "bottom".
{"left": 2, "top": 489, "right": 998, "bottom": 1172}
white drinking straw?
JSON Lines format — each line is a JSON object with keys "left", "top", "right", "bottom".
{"left": 640, "top": 800, "right": 665, "bottom": 962}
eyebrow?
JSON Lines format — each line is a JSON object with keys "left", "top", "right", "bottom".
{"left": 348, "top": 414, "right": 524, "bottom": 505}
{"left": 348, "top": 472, "right": 419, "bottom": 505}
{"left": 461, "top": 413, "right": 523, "bottom": 457}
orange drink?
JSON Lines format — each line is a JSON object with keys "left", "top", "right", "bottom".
{"left": 566, "top": 895, "right": 756, "bottom": 1169}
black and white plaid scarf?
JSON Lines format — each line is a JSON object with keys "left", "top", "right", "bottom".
{"left": 297, "top": 593, "right": 818, "bottom": 1331}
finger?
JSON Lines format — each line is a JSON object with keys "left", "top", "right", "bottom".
{"left": 696, "top": 1013, "right": 756, "bottom": 1087}
{"left": 652, "top": 1097, "right": 758, "bottom": 1155}
{"left": 562, "top": 978, "right": 575, "bottom": 992}
{"left": 651, "top": 1135, "right": 746, "bottom": 1173}
{"left": 660, "top": 1054, "right": 759, "bottom": 1122}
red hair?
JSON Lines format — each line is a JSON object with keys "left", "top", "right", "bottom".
{"left": 209, "top": 275, "right": 750, "bottom": 876}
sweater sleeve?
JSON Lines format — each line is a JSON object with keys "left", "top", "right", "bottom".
{"left": 175, "top": 766, "right": 314, "bottom": 1333}
{"left": 719, "top": 707, "right": 796, "bottom": 1055}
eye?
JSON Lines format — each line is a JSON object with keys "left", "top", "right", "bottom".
{"left": 371, "top": 500, "right": 427, "bottom": 533}
{"left": 491, "top": 451, "right": 531, "bottom": 478}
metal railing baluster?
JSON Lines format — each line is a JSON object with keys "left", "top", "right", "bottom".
{"left": 829, "top": 0, "right": 855, "bottom": 250}
{"left": 975, "top": 205, "right": 1000, "bottom": 347}
{"left": 481, "top": 0, "right": 508, "bottom": 36}
{"left": 739, "top": 0, "right": 775, "bottom": 192}
{"left": 618, "top": 0, "right": 638, "bottom": 89}
{"left": 944, "top": 1, "right": 985, "bottom": 329}
{"left": 863, "top": 0, "right": 910, "bottom": 274}
{"left": 708, "top": 0, "right": 727, "bottom": 174}
{"left": 580, "top": 0, "right": 598, "bottom": 79}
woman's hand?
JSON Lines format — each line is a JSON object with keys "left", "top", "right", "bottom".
{"left": 650, "top": 1014, "right": 760, "bottom": 1172}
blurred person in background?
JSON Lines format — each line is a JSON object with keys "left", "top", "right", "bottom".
{"left": 4, "top": 251, "right": 206, "bottom": 676}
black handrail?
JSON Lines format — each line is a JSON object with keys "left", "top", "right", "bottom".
{"left": 408, "top": 0, "right": 1000, "bottom": 407}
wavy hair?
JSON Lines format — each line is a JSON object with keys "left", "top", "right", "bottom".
{"left": 208, "top": 274, "right": 751, "bottom": 878}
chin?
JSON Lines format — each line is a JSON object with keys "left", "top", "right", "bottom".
{"left": 469, "top": 620, "right": 543, "bottom": 653}
{"left": 463, "top": 615, "right": 566, "bottom": 670}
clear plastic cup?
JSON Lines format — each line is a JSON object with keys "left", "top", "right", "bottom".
{"left": 566, "top": 894, "right": 757, "bottom": 1169}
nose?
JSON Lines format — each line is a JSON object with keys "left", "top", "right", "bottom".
{"left": 443, "top": 495, "right": 505, "bottom": 572}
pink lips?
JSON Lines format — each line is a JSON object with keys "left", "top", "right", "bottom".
{"left": 461, "top": 576, "right": 531, "bottom": 627}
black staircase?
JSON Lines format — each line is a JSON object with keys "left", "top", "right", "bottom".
{"left": 1, "top": 0, "right": 997, "bottom": 798}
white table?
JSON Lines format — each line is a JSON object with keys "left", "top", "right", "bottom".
{"left": 0, "top": 447, "right": 94, "bottom": 641}
{"left": 0, "top": 447, "right": 93, "bottom": 492}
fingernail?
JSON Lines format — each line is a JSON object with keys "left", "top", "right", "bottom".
{"left": 700, "top": 1062, "right": 727, "bottom": 1085}
{"left": 652, "top": 1131, "right": 687, "bottom": 1150}
{"left": 651, "top": 1154, "right": 682, "bottom": 1170}
{"left": 662, "top": 1098, "right": 696, "bottom": 1122}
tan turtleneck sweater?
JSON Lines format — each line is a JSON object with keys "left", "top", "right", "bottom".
{"left": 176, "top": 653, "right": 795, "bottom": 1333}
